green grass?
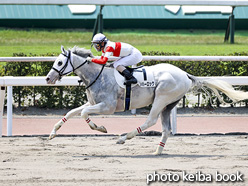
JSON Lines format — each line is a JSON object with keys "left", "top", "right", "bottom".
{"left": 1, "top": 29, "right": 248, "bottom": 56}
{"left": 138, "top": 44, "right": 248, "bottom": 56}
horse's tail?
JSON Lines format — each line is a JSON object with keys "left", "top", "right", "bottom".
{"left": 188, "top": 74, "right": 248, "bottom": 103}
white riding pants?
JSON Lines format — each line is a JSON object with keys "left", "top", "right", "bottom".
{"left": 113, "top": 48, "right": 143, "bottom": 69}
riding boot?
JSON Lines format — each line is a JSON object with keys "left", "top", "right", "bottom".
{"left": 121, "top": 69, "right": 137, "bottom": 85}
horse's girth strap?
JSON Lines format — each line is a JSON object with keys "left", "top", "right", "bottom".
{"left": 142, "top": 68, "right": 147, "bottom": 81}
{"left": 125, "top": 84, "right": 132, "bottom": 111}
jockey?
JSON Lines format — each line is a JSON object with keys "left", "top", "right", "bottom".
{"left": 86, "top": 33, "right": 143, "bottom": 85}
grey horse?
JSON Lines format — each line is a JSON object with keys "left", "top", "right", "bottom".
{"left": 46, "top": 46, "right": 248, "bottom": 155}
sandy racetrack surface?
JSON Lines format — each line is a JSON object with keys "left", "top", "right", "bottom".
{"left": 0, "top": 135, "right": 247, "bottom": 186}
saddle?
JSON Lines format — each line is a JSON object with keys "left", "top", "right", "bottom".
{"left": 114, "top": 66, "right": 156, "bottom": 89}
{"left": 114, "top": 66, "right": 156, "bottom": 111}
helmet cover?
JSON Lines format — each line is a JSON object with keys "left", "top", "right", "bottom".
{"left": 91, "top": 33, "right": 108, "bottom": 52}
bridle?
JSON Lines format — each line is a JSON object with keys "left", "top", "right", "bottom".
{"left": 52, "top": 50, "right": 105, "bottom": 89}
{"left": 52, "top": 50, "right": 87, "bottom": 77}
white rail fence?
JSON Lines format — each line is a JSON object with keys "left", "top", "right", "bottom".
{"left": 1, "top": 56, "right": 248, "bottom": 137}
{"left": 2, "top": 56, "right": 248, "bottom": 62}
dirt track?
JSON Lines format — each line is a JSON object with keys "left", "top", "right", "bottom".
{"left": 0, "top": 135, "right": 247, "bottom": 186}
{"left": 1, "top": 107, "right": 248, "bottom": 185}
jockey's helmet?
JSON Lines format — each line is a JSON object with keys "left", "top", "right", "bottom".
{"left": 91, "top": 33, "right": 108, "bottom": 52}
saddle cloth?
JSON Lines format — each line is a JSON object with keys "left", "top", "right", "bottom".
{"left": 114, "top": 66, "right": 156, "bottom": 88}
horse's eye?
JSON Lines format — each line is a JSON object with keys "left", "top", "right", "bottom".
{"left": 58, "top": 61, "right": 63, "bottom": 66}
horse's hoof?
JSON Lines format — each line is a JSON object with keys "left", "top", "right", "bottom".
{"left": 153, "top": 151, "right": 162, "bottom": 156}
{"left": 49, "top": 135, "right": 56, "bottom": 140}
{"left": 98, "top": 126, "right": 107, "bottom": 133}
{"left": 116, "top": 140, "right": 125, "bottom": 144}
{"left": 116, "top": 136, "right": 126, "bottom": 144}
{"left": 48, "top": 133, "right": 56, "bottom": 140}
{"left": 48, "top": 129, "right": 57, "bottom": 140}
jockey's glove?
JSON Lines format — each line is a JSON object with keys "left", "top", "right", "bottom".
{"left": 86, "top": 57, "right": 92, "bottom": 62}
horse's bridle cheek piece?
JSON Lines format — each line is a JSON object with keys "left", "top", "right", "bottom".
{"left": 52, "top": 51, "right": 71, "bottom": 78}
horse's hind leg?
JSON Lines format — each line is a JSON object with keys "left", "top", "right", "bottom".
{"left": 117, "top": 96, "right": 170, "bottom": 144}
{"left": 49, "top": 102, "right": 90, "bottom": 140}
{"left": 154, "top": 100, "right": 179, "bottom": 155}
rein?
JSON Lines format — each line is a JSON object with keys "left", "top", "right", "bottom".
{"left": 53, "top": 50, "right": 105, "bottom": 89}
{"left": 84, "top": 64, "right": 105, "bottom": 89}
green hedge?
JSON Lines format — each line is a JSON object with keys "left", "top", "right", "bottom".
{"left": 141, "top": 51, "right": 248, "bottom": 107}
{"left": 1, "top": 51, "right": 248, "bottom": 108}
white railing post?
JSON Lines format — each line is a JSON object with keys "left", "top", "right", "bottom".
{"left": 0, "top": 86, "right": 6, "bottom": 137}
{"left": 7, "top": 86, "right": 13, "bottom": 136}
{"left": 171, "top": 107, "right": 177, "bottom": 135}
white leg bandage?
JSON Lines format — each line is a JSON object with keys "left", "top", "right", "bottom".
{"left": 85, "top": 117, "right": 97, "bottom": 129}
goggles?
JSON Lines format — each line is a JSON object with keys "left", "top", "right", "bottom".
{"left": 92, "top": 42, "right": 102, "bottom": 52}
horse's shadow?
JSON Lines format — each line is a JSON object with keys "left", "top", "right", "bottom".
{"left": 73, "top": 154, "right": 227, "bottom": 159}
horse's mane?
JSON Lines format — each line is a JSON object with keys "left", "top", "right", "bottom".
{"left": 70, "top": 46, "right": 94, "bottom": 58}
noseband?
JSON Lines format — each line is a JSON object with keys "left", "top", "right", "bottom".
{"left": 53, "top": 50, "right": 105, "bottom": 89}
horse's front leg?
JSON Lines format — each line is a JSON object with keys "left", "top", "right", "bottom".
{"left": 49, "top": 102, "right": 90, "bottom": 140}
{"left": 81, "top": 102, "right": 114, "bottom": 133}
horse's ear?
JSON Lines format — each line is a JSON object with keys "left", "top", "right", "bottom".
{"left": 61, "top": 45, "right": 66, "bottom": 54}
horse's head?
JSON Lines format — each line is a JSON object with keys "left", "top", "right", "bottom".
{"left": 46, "top": 46, "right": 73, "bottom": 84}
{"left": 46, "top": 46, "right": 94, "bottom": 84}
